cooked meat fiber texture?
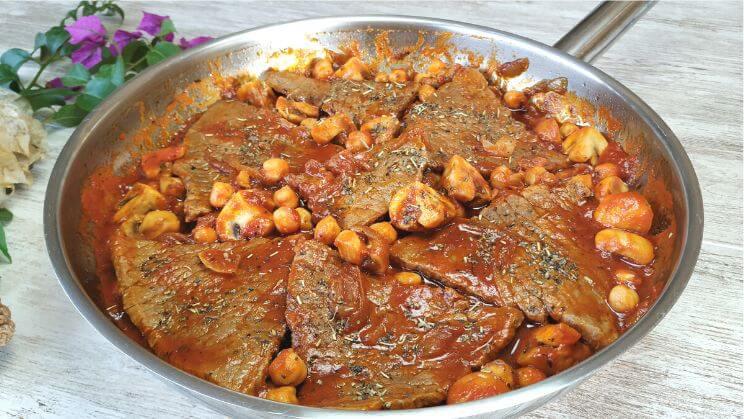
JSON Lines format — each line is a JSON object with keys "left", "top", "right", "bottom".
{"left": 402, "top": 67, "right": 568, "bottom": 174}
{"left": 110, "top": 233, "right": 300, "bottom": 395}
{"left": 263, "top": 69, "right": 418, "bottom": 125}
{"left": 287, "top": 138, "right": 429, "bottom": 229}
{"left": 286, "top": 240, "right": 524, "bottom": 409}
{"left": 391, "top": 180, "right": 619, "bottom": 349}
{"left": 172, "top": 100, "right": 340, "bottom": 221}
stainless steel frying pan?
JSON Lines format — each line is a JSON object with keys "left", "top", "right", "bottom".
{"left": 44, "top": 2, "right": 704, "bottom": 417}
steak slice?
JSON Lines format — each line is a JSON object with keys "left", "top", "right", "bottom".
{"left": 286, "top": 240, "right": 523, "bottom": 409}
{"left": 391, "top": 182, "right": 619, "bottom": 348}
{"left": 263, "top": 70, "right": 418, "bottom": 125}
{"left": 110, "top": 233, "right": 299, "bottom": 395}
{"left": 172, "top": 100, "right": 340, "bottom": 221}
{"left": 402, "top": 67, "right": 568, "bottom": 174}
{"left": 287, "top": 139, "right": 429, "bottom": 229}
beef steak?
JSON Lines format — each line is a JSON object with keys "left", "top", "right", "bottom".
{"left": 286, "top": 240, "right": 523, "bottom": 409}
{"left": 110, "top": 233, "right": 300, "bottom": 395}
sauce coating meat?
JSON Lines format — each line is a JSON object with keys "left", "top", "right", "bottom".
{"left": 82, "top": 50, "right": 660, "bottom": 409}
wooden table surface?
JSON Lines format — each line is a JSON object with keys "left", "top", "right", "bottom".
{"left": 0, "top": 1, "right": 741, "bottom": 418}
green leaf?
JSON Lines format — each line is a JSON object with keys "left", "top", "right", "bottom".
{"left": 20, "top": 88, "right": 75, "bottom": 111}
{"left": 52, "top": 104, "right": 88, "bottom": 127}
{"left": 1, "top": 48, "right": 31, "bottom": 72}
{"left": 61, "top": 63, "right": 90, "bottom": 87}
{"left": 76, "top": 77, "right": 116, "bottom": 111}
{"left": 0, "top": 223, "right": 10, "bottom": 263}
{"left": 145, "top": 42, "right": 181, "bottom": 66}
{"left": 96, "top": 57, "right": 125, "bottom": 86}
{"left": 0, "top": 208, "right": 12, "bottom": 225}
{"left": 34, "top": 32, "right": 47, "bottom": 51}
{"left": 158, "top": 19, "right": 177, "bottom": 38}
{"left": 0, "top": 64, "right": 19, "bottom": 89}
{"left": 44, "top": 26, "right": 71, "bottom": 57}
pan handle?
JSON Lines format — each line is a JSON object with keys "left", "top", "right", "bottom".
{"left": 554, "top": 1, "right": 656, "bottom": 63}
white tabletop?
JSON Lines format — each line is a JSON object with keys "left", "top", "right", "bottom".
{"left": 0, "top": 1, "right": 741, "bottom": 417}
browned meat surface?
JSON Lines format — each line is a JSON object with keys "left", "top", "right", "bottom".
{"left": 172, "top": 100, "right": 340, "bottom": 221}
{"left": 402, "top": 67, "right": 568, "bottom": 174}
{"left": 110, "top": 233, "right": 300, "bottom": 395}
{"left": 263, "top": 70, "right": 418, "bottom": 125}
{"left": 391, "top": 182, "right": 619, "bottom": 348}
{"left": 286, "top": 240, "right": 523, "bottom": 409}
{"left": 287, "top": 140, "right": 429, "bottom": 228}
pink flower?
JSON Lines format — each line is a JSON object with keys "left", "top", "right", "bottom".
{"left": 178, "top": 36, "right": 213, "bottom": 49}
{"left": 137, "top": 12, "right": 169, "bottom": 36}
{"left": 110, "top": 30, "right": 142, "bottom": 55}
{"left": 45, "top": 77, "right": 63, "bottom": 88}
{"left": 71, "top": 42, "right": 102, "bottom": 69}
{"left": 65, "top": 15, "right": 106, "bottom": 45}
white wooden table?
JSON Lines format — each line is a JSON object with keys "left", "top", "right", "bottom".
{"left": 0, "top": 1, "right": 741, "bottom": 417}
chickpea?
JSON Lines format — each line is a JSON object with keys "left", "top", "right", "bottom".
{"left": 516, "top": 367, "right": 546, "bottom": 387}
{"left": 389, "top": 68, "right": 408, "bottom": 83}
{"left": 346, "top": 130, "right": 374, "bottom": 152}
{"left": 608, "top": 284, "right": 640, "bottom": 313}
{"left": 159, "top": 175, "right": 185, "bottom": 198}
{"left": 447, "top": 372, "right": 510, "bottom": 404}
{"left": 360, "top": 115, "right": 401, "bottom": 144}
{"left": 236, "top": 79, "right": 276, "bottom": 108}
{"left": 595, "top": 228, "right": 655, "bottom": 265}
{"left": 503, "top": 90, "right": 526, "bottom": 109}
{"left": 615, "top": 268, "right": 642, "bottom": 287}
{"left": 139, "top": 210, "right": 180, "bottom": 239}
{"left": 525, "top": 166, "right": 548, "bottom": 186}
{"left": 193, "top": 226, "right": 218, "bottom": 243}
{"left": 334, "top": 57, "right": 368, "bottom": 81}
{"left": 594, "top": 162, "right": 620, "bottom": 180}
{"left": 334, "top": 230, "right": 366, "bottom": 265}
{"left": 374, "top": 72, "right": 389, "bottom": 83}
{"left": 481, "top": 360, "right": 515, "bottom": 389}
{"left": 534, "top": 118, "right": 561, "bottom": 143}
{"left": 273, "top": 207, "right": 301, "bottom": 235}
{"left": 273, "top": 186, "right": 299, "bottom": 208}
{"left": 593, "top": 191, "right": 654, "bottom": 234}
{"left": 236, "top": 169, "right": 254, "bottom": 188}
{"left": 427, "top": 58, "right": 448, "bottom": 76}
{"left": 441, "top": 155, "right": 491, "bottom": 204}
{"left": 490, "top": 165, "right": 513, "bottom": 189}
{"left": 418, "top": 84, "right": 436, "bottom": 102}
{"left": 265, "top": 386, "right": 299, "bottom": 404}
{"left": 562, "top": 126, "right": 608, "bottom": 164}
{"left": 483, "top": 135, "right": 516, "bottom": 158}
{"left": 215, "top": 190, "right": 275, "bottom": 241}
{"left": 209, "top": 182, "right": 235, "bottom": 208}
{"left": 311, "top": 58, "right": 334, "bottom": 80}
{"left": 389, "top": 182, "right": 458, "bottom": 231}
{"left": 296, "top": 207, "right": 313, "bottom": 231}
{"left": 310, "top": 113, "right": 354, "bottom": 145}
{"left": 262, "top": 158, "right": 290, "bottom": 185}
{"left": 394, "top": 271, "right": 423, "bottom": 286}
{"left": 268, "top": 348, "right": 308, "bottom": 386}
{"left": 314, "top": 215, "right": 341, "bottom": 245}
{"left": 533, "top": 323, "right": 582, "bottom": 347}
{"left": 595, "top": 175, "right": 629, "bottom": 200}
{"left": 113, "top": 183, "right": 167, "bottom": 223}
{"left": 559, "top": 122, "right": 579, "bottom": 138}
{"left": 369, "top": 222, "right": 397, "bottom": 244}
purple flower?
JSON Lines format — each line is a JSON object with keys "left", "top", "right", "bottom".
{"left": 178, "top": 36, "right": 213, "bottom": 49}
{"left": 71, "top": 41, "right": 102, "bottom": 69}
{"left": 137, "top": 12, "right": 169, "bottom": 36}
{"left": 110, "top": 30, "right": 142, "bottom": 55}
{"left": 45, "top": 77, "right": 63, "bottom": 89}
{"left": 65, "top": 15, "right": 106, "bottom": 45}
